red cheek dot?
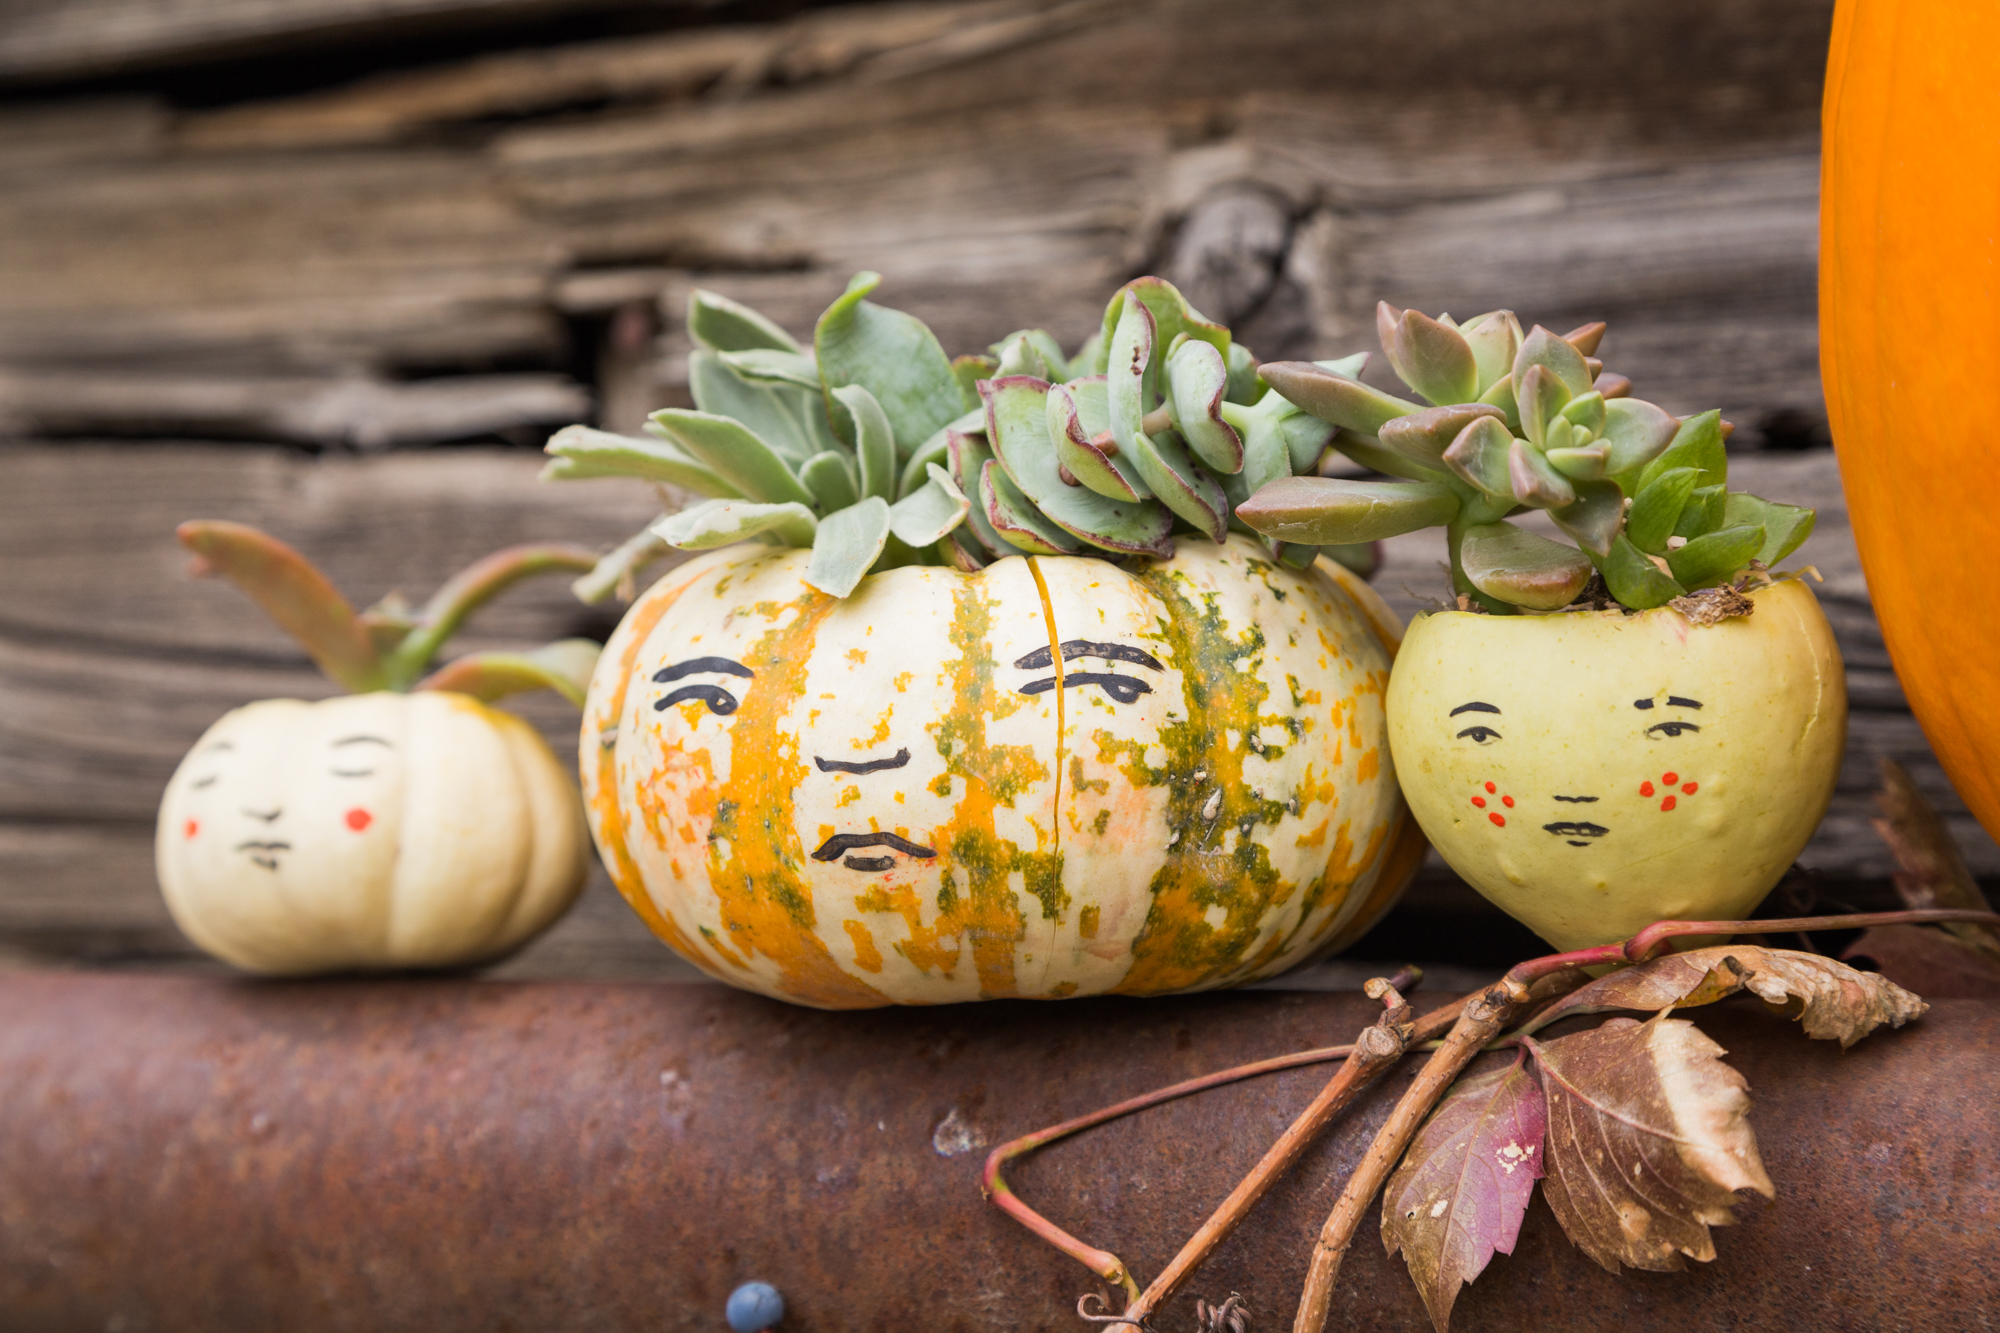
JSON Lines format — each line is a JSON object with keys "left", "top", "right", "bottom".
{"left": 1682, "top": 781, "right": 1698, "bottom": 794}
{"left": 1485, "top": 781, "right": 1497, "bottom": 794}
{"left": 1640, "top": 781, "right": 1655, "bottom": 797}
{"left": 1661, "top": 795, "right": 1678, "bottom": 812}
{"left": 184, "top": 818, "right": 199, "bottom": 840}
{"left": 1471, "top": 796, "right": 1487, "bottom": 808}
{"left": 1489, "top": 812, "right": 1506, "bottom": 827}
{"left": 1663, "top": 772, "right": 1679, "bottom": 786}
{"left": 1501, "top": 795, "right": 1514, "bottom": 808}
{"left": 344, "top": 808, "right": 373, "bottom": 832}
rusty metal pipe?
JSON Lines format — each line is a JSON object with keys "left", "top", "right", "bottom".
{"left": 1, "top": 975, "right": 1995, "bottom": 1330}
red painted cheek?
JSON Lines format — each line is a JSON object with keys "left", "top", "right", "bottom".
{"left": 344, "top": 808, "right": 373, "bottom": 832}
{"left": 184, "top": 818, "right": 200, "bottom": 840}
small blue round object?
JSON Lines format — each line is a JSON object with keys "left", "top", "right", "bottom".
{"left": 726, "top": 1280, "right": 784, "bottom": 1332}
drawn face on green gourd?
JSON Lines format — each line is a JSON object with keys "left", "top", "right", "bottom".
{"left": 583, "top": 534, "right": 1413, "bottom": 1008}
{"left": 1386, "top": 579, "right": 1845, "bottom": 951}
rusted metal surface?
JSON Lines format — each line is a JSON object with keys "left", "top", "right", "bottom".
{"left": 0, "top": 975, "right": 1994, "bottom": 1331}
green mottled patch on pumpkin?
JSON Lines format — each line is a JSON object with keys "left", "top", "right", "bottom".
{"left": 1091, "top": 808, "right": 1111, "bottom": 836}
{"left": 1111, "top": 564, "right": 1308, "bottom": 994}
{"left": 929, "top": 773, "right": 952, "bottom": 797}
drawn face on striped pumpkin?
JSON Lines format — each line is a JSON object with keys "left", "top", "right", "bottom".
{"left": 1386, "top": 578, "right": 1846, "bottom": 954}
{"left": 583, "top": 534, "right": 1413, "bottom": 1008}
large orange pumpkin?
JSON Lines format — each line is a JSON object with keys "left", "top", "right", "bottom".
{"left": 581, "top": 535, "right": 1420, "bottom": 1008}
{"left": 1821, "top": 0, "right": 2000, "bottom": 837}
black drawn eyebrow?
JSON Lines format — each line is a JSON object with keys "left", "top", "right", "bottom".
{"left": 1013, "top": 640, "right": 1164, "bottom": 672}
{"left": 655, "top": 656, "right": 754, "bottom": 683}
{"left": 1450, "top": 702, "right": 1500, "bottom": 717}
{"left": 1666, "top": 696, "right": 1703, "bottom": 709}
{"left": 1019, "top": 673, "right": 1152, "bottom": 705}
{"left": 333, "top": 735, "right": 394, "bottom": 748}
{"left": 816, "top": 749, "right": 911, "bottom": 775}
{"left": 656, "top": 684, "right": 738, "bottom": 715}
{"left": 811, "top": 832, "right": 937, "bottom": 861}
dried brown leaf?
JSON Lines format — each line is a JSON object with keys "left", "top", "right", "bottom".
{"left": 1873, "top": 757, "right": 2000, "bottom": 958}
{"left": 1519, "top": 944, "right": 1926, "bottom": 1048}
{"left": 1844, "top": 924, "right": 2000, "bottom": 1000}
{"left": 1382, "top": 1058, "right": 1547, "bottom": 1332}
{"left": 1529, "top": 1014, "right": 1773, "bottom": 1274}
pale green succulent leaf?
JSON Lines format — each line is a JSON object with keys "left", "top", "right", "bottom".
{"left": 686, "top": 288, "right": 802, "bottom": 355}
{"left": 416, "top": 638, "right": 601, "bottom": 708}
{"left": 799, "top": 450, "right": 859, "bottom": 512}
{"left": 1122, "top": 429, "right": 1228, "bottom": 541}
{"left": 1314, "top": 352, "right": 1372, "bottom": 380}
{"left": 989, "top": 376, "right": 1173, "bottom": 555}
{"left": 1096, "top": 277, "right": 1229, "bottom": 380}
{"left": 896, "top": 422, "right": 958, "bottom": 501}
{"left": 1462, "top": 310, "right": 1523, "bottom": 396}
{"left": 1546, "top": 444, "right": 1608, "bottom": 480}
{"left": 951, "top": 355, "right": 996, "bottom": 412}
{"left": 1637, "top": 409, "right": 1728, "bottom": 492}
{"left": 1596, "top": 534, "right": 1686, "bottom": 609}
{"left": 1261, "top": 361, "right": 1423, "bottom": 436}
{"left": 716, "top": 347, "right": 821, "bottom": 392}
{"left": 1515, "top": 362, "right": 1573, "bottom": 447}
{"left": 992, "top": 331, "right": 1060, "bottom": 381}
{"left": 887, "top": 464, "right": 971, "bottom": 547}
{"left": 1665, "top": 524, "right": 1765, "bottom": 590}
{"left": 653, "top": 498, "right": 819, "bottom": 550}
{"left": 947, "top": 430, "right": 1009, "bottom": 557}
{"left": 1071, "top": 329, "right": 1107, "bottom": 380}
{"left": 1477, "top": 371, "right": 1521, "bottom": 432}
{"left": 814, "top": 271, "right": 963, "bottom": 461}
{"left": 1051, "top": 381, "right": 1146, "bottom": 501}
{"left": 980, "top": 458, "right": 1078, "bottom": 555}
{"left": 1381, "top": 403, "right": 1507, "bottom": 469}
{"left": 1166, "top": 339, "right": 1245, "bottom": 473}
{"left": 1513, "top": 324, "right": 1595, "bottom": 400}
{"left": 1441, "top": 415, "right": 1515, "bottom": 498}
{"left": 687, "top": 349, "right": 837, "bottom": 461}
{"left": 1236, "top": 476, "right": 1459, "bottom": 545}
{"left": 648, "top": 409, "right": 818, "bottom": 508}
{"left": 1507, "top": 438, "right": 1577, "bottom": 509}
{"left": 1627, "top": 466, "right": 1701, "bottom": 554}
{"left": 571, "top": 529, "right": 671, "bottom": 605}
{"left": 1460, "top": 521, "right": 1594, "bottom": 610}
{"left": 1597, "top": 397, "right": 1681, "bottom": 477}
{"left": 1725, "top": 492, "right": 1818, "bottom": 564}
{"left": 1560, "top": 390, "right": 1607, "bottom": 438}
{"left": 1674, "top": 484, "right": 1728, "bottom": 540}
{"left": 1381, "top": 303, "right": 1479, "bottom": 406}
{"left": 1106, "top": 287, "right": 1161, "bottom": 459}
{"left": 1550, "top": 478, "right": 1625, "bottom": 558}
{"left": 803, "top": 496, "right": 892, "bottom": 597}
{"left": 543, "top": 425, "right": 745, "bottom": 498}
{"left": 1225, "top": 341, "right": 1265, "bottom": 404}
{"left": 1334, "top": 431, "right": 1454, "bottom": 483}
{"left": 832, "top": 383, "right": 897, "bottom": 502}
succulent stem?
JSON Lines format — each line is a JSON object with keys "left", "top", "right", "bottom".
{"left": 176, "top": 521, "right": 389, "bottom": 693}
{"left": 383, "top": 543, "right": 600, "bottom": 687}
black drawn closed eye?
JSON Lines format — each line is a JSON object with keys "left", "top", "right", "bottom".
{"left": 1456, "top": 725, "right": 1502, "bottom": 744}
{"left": 1020, "top": 673, "right": 1152, "bottom": 705}
{"left": 191, "top": 775, "right": 218, "bottom": 789}
{"left": 329, "top": 768, "right": 375, "bottom": 778}
{"left": 1014, "top": 640, "right": 1165, "bottom": 672}
{"left": 1647, "top": 721, "right": 1700, "bottom": 738}
{"left": 656, "top": 684, "right": 739, "bottom": 716}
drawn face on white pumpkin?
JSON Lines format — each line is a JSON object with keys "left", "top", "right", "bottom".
{"left": 159, "top": 697, "right": 409, "bottom": 954}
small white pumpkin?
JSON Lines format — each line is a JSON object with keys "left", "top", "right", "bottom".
{"left": 158, "top": 692, "right": 589, "bottom": 974}
{"left": 155, "top": 520, "right": 603, "bottom": 974}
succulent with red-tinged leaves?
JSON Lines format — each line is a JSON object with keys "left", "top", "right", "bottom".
{"left": 1236, "top": 303, "right": 1817, "bottom": 612}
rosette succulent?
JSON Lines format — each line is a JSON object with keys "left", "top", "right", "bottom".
{"left": 1235, "top": 303, "right": 1816, "bottom": 613}
{"left": 541, "top": 275, "right": 1421, "bottom": 1007}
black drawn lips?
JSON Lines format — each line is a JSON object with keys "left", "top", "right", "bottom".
{"left": 1543, "top": 821, "right": 1609, "bottom": 847}
{"left": 235, "top": 839, "right": 292, "bottom": 871}
{"left": 812, "top": 831, "right": 936, "bottom": 873}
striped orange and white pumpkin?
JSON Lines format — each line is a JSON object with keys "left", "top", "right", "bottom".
{"left": 582, "top": 533, "right": 1418, "bottom": 1007}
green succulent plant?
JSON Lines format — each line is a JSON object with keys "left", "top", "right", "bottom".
{"left": 1232, "top": 303, "right": 1817, "bottom": 613}
{"left": 543, "top": 273, "right": 1371, "bottom": 599}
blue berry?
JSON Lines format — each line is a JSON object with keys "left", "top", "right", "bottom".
{"left": 726, "top": 1281, "right": 784, "bottom": 1332}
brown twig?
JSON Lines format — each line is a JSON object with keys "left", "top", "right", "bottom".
{"left": 1289, "top": 977, "right": 1534, "bottom": 1332}
{"left": 1286, "top": 906, "right": 2000, "bottom": 1332}
{"left": 1107, "top": 979, "right": 1467, "bottom": 1330}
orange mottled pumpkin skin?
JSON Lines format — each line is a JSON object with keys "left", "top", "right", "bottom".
{"left": 1822, "top": 0, "right": 2000, "bottom": 837}
{"left": 580, "top": 535, "right": 1415, "bottom": 1007}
